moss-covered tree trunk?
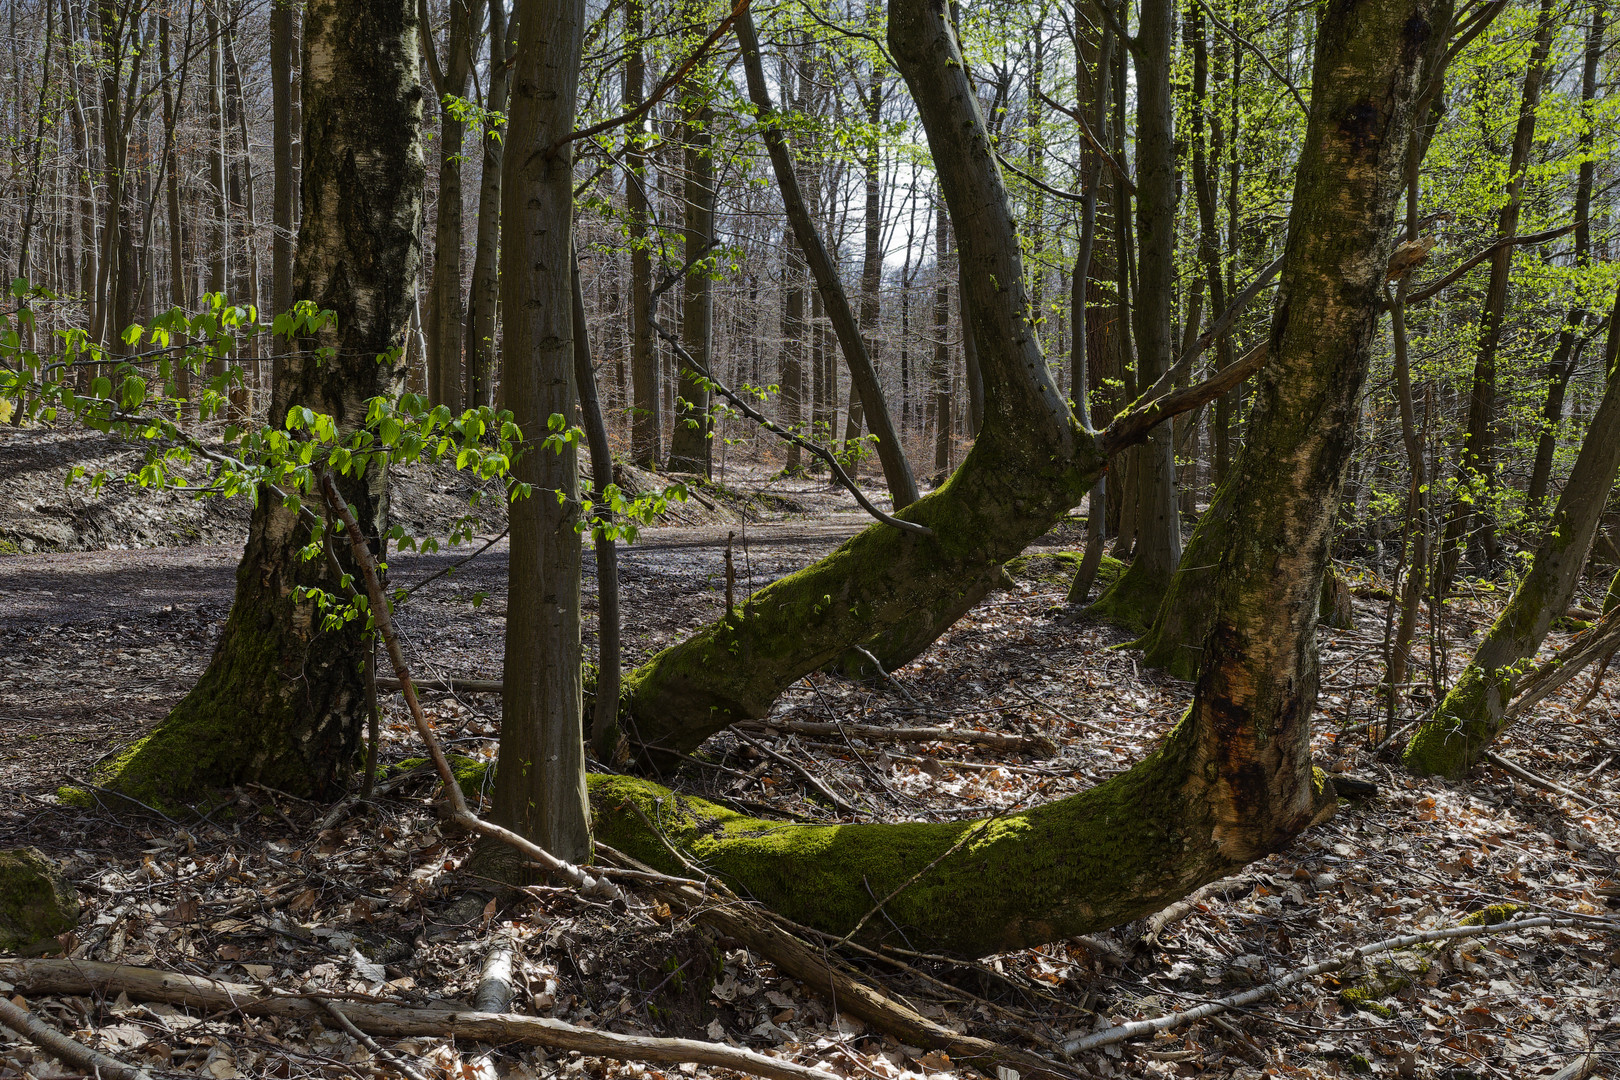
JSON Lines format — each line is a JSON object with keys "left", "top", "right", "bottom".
{"left": 604, "top": 0, "right": 1441, "bottom": 956}
{"left": 101, "top": 0, "right": 424, "bottom": 806}
{"left": 1405, "top": 286, "right": 1620, "bottom": 779}
{"left": 621, "top": 0, "right": 1440, "bottom": 784}
{"left": 487, "top": 0, "right": 592, "bottom": 862}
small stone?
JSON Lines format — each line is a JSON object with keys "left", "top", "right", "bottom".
{"left": 0, "top": 847, "right": 80, "bottom": 955}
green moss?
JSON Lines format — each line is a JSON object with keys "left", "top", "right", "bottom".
{"left": 1087, "top": 558, "right": 1171, "bottom": 635}
{"left": 586, "top": 723, "right": 1228, "bottom": 957}
{"left": 55, "top": 787, "right": 94, "bottom": 809}
{"left": 0, "top": 847, "right": 80, "bottom": 955}
{"left": 0, "top": 538, "right": 21, "bottom": 556}
{"left": 392, "top": 755, "right": 492, "bottom": 800}
{"left": 1337, "top": 988, "right": 1395, "bottom": 1018}
{"left": 1004, "top": 551, "right": 1125, "bottom": 591}
{"left": 1349, "top": 1053, "right": 1373, "bottom": 1074}
{"left": 1461, "top": 903, "right": 1520, "bottom": 926}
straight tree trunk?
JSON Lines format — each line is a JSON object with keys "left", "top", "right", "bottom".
{"left": 844, "top": 77, "right": 883, "bottom": 451}
{"left": 780, "top": 228, "right": 806, "bottom": 474}
{"left": 100, "top": 0, "right": 425, "bottom": 806}
{"left": 465, "top": 0, "right": 515, "bottom": 411}
{"left": 931, "top": 202, "right": 952, "bottom": 479}
{"left": 486, "top": 0, "right": 591, "bottom": 862}
{"left": 271, "top": 0, "right": 296, "bottom": 390}
{"left": 159, "top": 9, "right": 190, "bottom": 405}
{"left": 1088, "top": 0, "right": 1181, "bottom": 633}
{"left": 1525, "top": 1, "right": 1603, "bottom": 513}
{"left": 1438, "top": 0, "right": 1554, "bottom": 587}
{"left": 668, "top": 90, "right": 714, "bottom": 474}
{"left": 422, "top": 0, "right": 475, "bottom": 414}
{"left": 625, "top": 0, "right": 659, "bottom": 468}
{"left": 1406, "top": 286, "right": 1620, "bottom": 779}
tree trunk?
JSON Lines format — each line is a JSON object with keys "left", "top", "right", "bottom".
{"left": 1405, "top": 285, "right": 1620, "bottom": 779}
{"left": 667, "top": 87, "right": 714, "bottom": 475}
{"left": 1437, "top": 0, "right": 1554, "bottom": 588}
{"left": 423, "top": 0, "right": 474, "bottom": 414}
{"left": 735, "top": 9, "right": 918, "bottom": 507}
{"left": 486, "top": 0, "right": 591, "bottom": 862}
{"left": 1525, "top": 0, "right": 1603, "bottom": 514}
{"left": 1087, "top": 0, "right": 1180, "bottom": 633}
{"left": 270, "top": 0, "right": 296, "bottom": 391}
{"left": 99, "top": 0, "right": 425, "bottom": 806}
{"left": 603, "top": 0, "right": 1444, "bottom": 953}
{"left": 465, "top": 0, "right": 515, "bottom": 411}
{"left": 626, "top": 1, "right": 660, "bottom": 468}
{"left": 930, "top": 203, "right": 952, "bottom": 479}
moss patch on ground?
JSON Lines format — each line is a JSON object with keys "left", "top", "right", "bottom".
{"left": 0, "top": 847, "right": 80, "bottom": 955}
{"left": 1003, "top": 551, "right": 1125, "bottom": 591}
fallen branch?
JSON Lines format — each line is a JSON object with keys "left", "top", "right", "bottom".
{"left": 1062, "top": 914, "right": 1616, "bottom": 1053}
{"left": 737, "top": 718, "right": 1055, "bottom": 755}
{"left": 1483, "top": 751, "right": 1596, "bottom": 808}
{"left": 318, "top": 998, "right": 433, "bottom": 1080}
{"left": 318, "top": 472, "right": 619, "bottom": 902}
{"left": 377, "top": 676, "right": 503, "bottom": 694}
{"left": 735, "top": 731, "right": 860, "bottom": 814}
{"left": 0, "top": 992, "right": 155, "bottom": 1080}
{"left": 0, "top": 960, "right": 830, "bottom": 1080}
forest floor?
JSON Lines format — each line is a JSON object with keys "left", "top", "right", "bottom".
{"left": 0, "top": 443, "right": 1617, "bottom": 1080}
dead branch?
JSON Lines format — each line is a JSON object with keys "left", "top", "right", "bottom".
{"left": 1483, "top": 751, "right": 1596, "bottom": 808}
{"left": 1062, "top": 914, "right": 1616, "bottom": 1052}
{"left": 0, "top": 960, "right": 832, "bottom": 1080}
{"left": 1100, "top": 342, "right": 1267, "bottom": 454}
{"left": 0, "top": 992, "right": 155, "bottom": 1080}
{"left": 738, "top": 718, "right": 1054, "bottom": 755}
{"left": 318, "top": 998, "right": 433, "bottom": 1080}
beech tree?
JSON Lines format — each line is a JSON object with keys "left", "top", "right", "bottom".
{"left": 594, "top": 0, "right": 1448, "bottom": 954}
{"left": 96, "top": 0, "right": 425, "bottom": 804}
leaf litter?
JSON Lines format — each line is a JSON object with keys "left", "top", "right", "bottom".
{"left": 0, "top": 494, "right": 1616, "bottom": 1080}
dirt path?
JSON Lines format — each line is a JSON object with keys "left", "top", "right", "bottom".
{"left": 0, "top": 515, "right": 882, "bottom": 793}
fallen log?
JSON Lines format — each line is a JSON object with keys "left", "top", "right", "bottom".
{"left": 0, "top": 960, "right": 832, "bottom": 1080}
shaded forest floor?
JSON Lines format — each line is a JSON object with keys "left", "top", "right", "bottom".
{"left": 0, "top": 457, "right": 1617, "bottom": 1080}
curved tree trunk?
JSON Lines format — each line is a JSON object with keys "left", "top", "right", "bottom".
{"left": 603, "top": 0, "right": 1442, "bottom": 955}
{"left": 619, "top": 0, "right": 1442, "bottom": 784}
{"left": 99, "top": 0, "right": 424, "bottom": 806}
{"left": 1405, "top": 286, "right": 1620, "bottom": 779}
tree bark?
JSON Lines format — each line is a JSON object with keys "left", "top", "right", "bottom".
{"left": 99, "top": 0, "right": 425, "bottom": 805}
{"left": 735, "top": 9, "right": 919, "bottom": 507}
{"left": 1405, "top": 285, "right": 1620, "bottom": 779}
{"left": 485, "top": 0, "right": 591, "bottom": 862}
{"left": 1087, "top": 0, "right": 1181, "bottom": 633}
{"left": 465, "top": 0, "right": 515, "bottom": 411}
{"left": 1437, "top": 0, "right": 1555, "bottom": 588}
